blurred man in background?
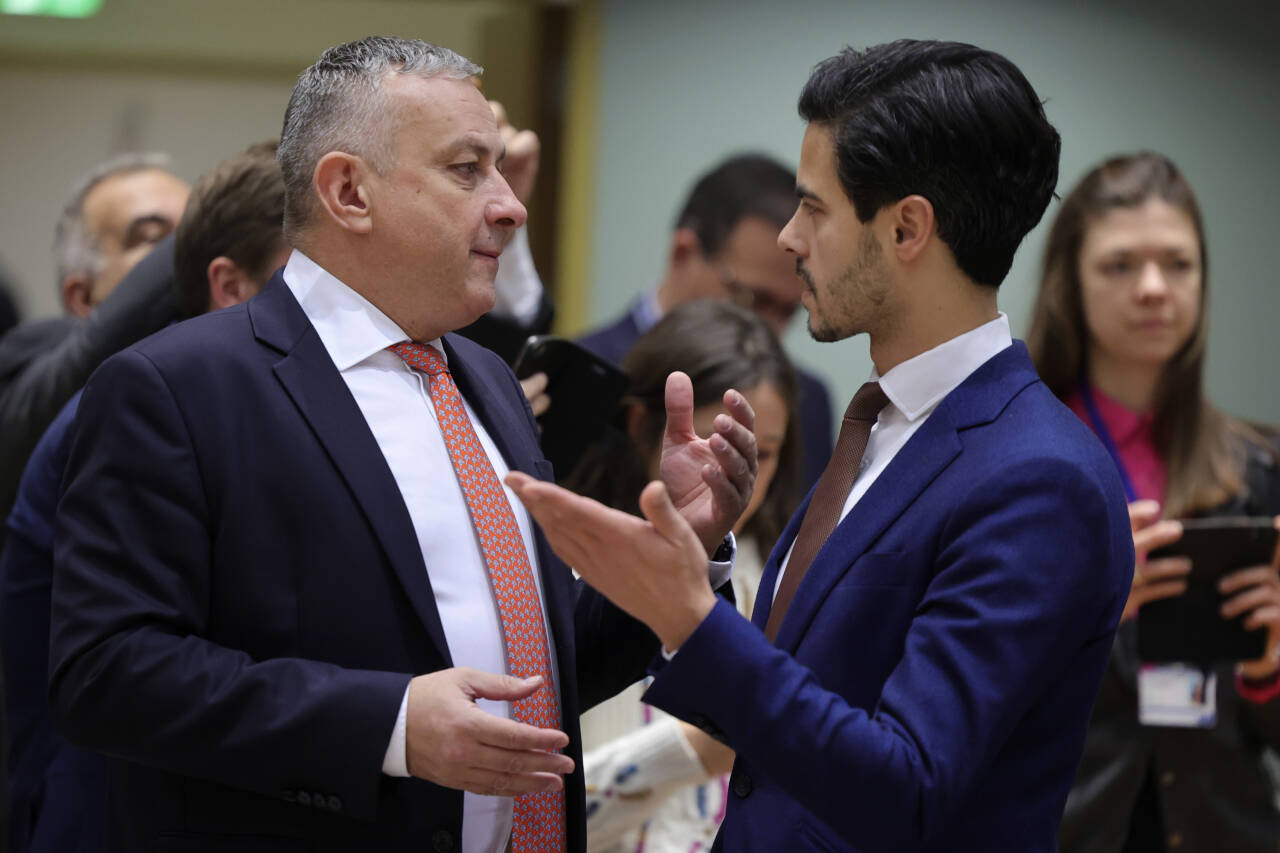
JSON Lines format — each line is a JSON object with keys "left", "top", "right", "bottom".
{"left": 578, "top": 155, "right": 834, "bottom": 489}
{"left": 2, "top": 140, "right": 284, "bottom": 853}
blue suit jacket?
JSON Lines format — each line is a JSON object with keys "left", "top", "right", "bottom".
{"left": 578, "top": 302, "right": 835, "bottom": 490}
{"left": 643, "top": 342, "right": 1134, "bottom": 853}
{"left": 47, "top": 274, "right": 657, "bottom": 853}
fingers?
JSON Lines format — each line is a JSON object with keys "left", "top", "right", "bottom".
{"left": 1133, "top": 519, "right": 1182, "bottom": 558}
{"left": 1138, "top": 556, "right": 1192, "bottom": 585}
{"left": 459, "top": 768, "right": 567, "bottom": 797}
{"left": 638, "top": 481, "right": 701, "bottom": 554}
{"left": 1128, "top": 499, "right": 1162, "bottom": 532}
{"left": 519, "top": 372, "right": 550, "bottom": 417}
{"left": 1221, "top": 582, "right": 1279, "bottom": 621}
{"left": 1135, "top": 581, "right": 1188, "bottom": 607}
{"left": 488, "top": 99, "right": 509, "bottom": 130}
{"left": 663, "top": 371, "right": 695, "bottom": 441}
{"left": 1220, "top": 565, "right": 1279, "bottom": 595}
{"left": 462, "top": 670, "right": 546, "bottom": 703}
{"left": 721, "top": 387, "right": 756, "bottom": 435}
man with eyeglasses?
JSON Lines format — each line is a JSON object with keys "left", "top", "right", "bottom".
{"left": 578, "top": 154, "right": 834, "bottom": 489}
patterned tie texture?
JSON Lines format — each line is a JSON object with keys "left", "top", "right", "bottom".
{"left": 390, "top": 341, "right": 566, "bottom": 853}
{"left": 765, "top": 380, "right": 890, "bottom": 642}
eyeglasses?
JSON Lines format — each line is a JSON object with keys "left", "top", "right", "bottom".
{"left": 714, "top": 262, "right": 801, "bottom": 326}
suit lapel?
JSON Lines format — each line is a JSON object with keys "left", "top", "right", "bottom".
{"left": 768, "top": 343, "right": 1040, "bottom": 653}
{"left": 251, "top": 277, "right": 452, "bottom": 659}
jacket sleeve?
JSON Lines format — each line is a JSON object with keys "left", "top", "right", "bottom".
{"left": 642, "top": 457, "right": 1131, "bottom": 852}
{"left": 0, "top": 236, "right": 178, "bottom": 516}
{"left": 47, "top": 348, "right": 409, "bottom": 822}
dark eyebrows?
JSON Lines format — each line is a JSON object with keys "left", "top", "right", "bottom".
{"left": 795, "top": 183, "right": 823, "bottom": 205}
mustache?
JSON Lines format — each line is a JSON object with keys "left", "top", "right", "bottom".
{"left": 795, "top": 260, "right": 815, "bottom": 289}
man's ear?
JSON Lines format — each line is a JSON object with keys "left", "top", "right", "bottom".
{"left": 62, "top": 274, "right": 94, "bottom": 318}
{"left": 206, "top": 256, "right": 256, "bottom": 311}
{"left": 889, "top": 194, "right": 936, "bottom": 264}
{"left": 667, "top": 227, "right": 704, "bottom": 271}
{"left": 313, "top": 152, "right": 374, "bottom": 235}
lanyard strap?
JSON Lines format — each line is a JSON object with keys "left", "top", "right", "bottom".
{"left": 1079, "top": 381, "right": 1139, "bottom": 503}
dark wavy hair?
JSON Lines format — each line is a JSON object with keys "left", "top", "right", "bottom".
{"left": 1027, "top": 151, "right": 1265, "bottom": 516}
{"left": 797, "top": 39, "right": 1061, "bottom": 288}
{"left": 564, "top": 301, "right": 800, "bottom": 548}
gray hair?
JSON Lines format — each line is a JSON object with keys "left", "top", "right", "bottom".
{"left": 53, "top": 151, "right": 173, "bottom": 290}
{"left": 277, "top": 36, "right": 483, "bottom": 242}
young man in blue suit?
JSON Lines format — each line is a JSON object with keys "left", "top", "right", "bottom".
{"left": 47, "top": 37, "right": 756, "bottom": 853}
{"left": 509, "top": 41, "right": 1135, "bottom": 852}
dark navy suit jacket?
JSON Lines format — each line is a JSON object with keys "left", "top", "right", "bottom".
{"left": 644, "top": 343, "right": 1135, "bottom": 853}
{"left": 578, "top": 301, "right": 834, "bottom": 490}
{"left": 47, "top": 274, "right": 656, "bottom": 852}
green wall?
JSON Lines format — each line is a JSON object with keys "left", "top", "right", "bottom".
{"left": 588, "top": 0, "right": 1280, "bottom": 425}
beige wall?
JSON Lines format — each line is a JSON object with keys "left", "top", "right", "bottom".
{"left": 0, "top": 0, "right": 539, "bottom": 318}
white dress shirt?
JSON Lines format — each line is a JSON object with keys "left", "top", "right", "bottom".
{"left": 773, "top": 314, "right": 1014, "bottom": 599}
{"left": 283, "top": 250, "right": 555, "bottom": 853}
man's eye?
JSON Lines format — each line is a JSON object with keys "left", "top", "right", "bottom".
{"left": 452, "top": 163, "right": 480, "bottom": 178}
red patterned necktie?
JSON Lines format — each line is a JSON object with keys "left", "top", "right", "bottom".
{"left": 764, "top": 381, "right": 890, "bottom": 642}
{"left": 390, "top": 341, "right": 566, "bottom": 853}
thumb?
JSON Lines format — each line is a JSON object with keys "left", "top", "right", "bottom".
{"left": 1128, "top": 499, "right": 1161, "bottom": 532}
{"left": 464, "top": 670, "right": 545, "bottom": 702}
{"left": 639, "top": 480, "right": 700, "bottom": 552}
{"left": 663, "top": 371, "right": 695, "bottom": 442}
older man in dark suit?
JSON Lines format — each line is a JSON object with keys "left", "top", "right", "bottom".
{"left": 49, "top": 37, "right": 755, "bottom": 853}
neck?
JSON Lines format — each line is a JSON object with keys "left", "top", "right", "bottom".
{"left": 1087, "top": 352, "right": 1162, "bottom": 413}
{"left": 869, "top": 279, "right": 999, "bottom": 374}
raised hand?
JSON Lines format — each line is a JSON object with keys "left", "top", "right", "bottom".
{"left": 657, "top": 371, "right": 757, "bottom": 554}
{"left": 1122, "top": 499, "right": 1190, "bottom": 623}
{"left": 490, "top": 100, "right": 540, "bottom": 205}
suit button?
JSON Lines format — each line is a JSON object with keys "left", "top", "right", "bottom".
{"left": 731, "top": 773, "right": 752, "bottom": 798}
{"left": 296, "top": 791, "right": 311, "bottom": 807}
{"left": 431, "top": 829, "right": 455, "bottom": 851}
{"left": 327, "top": 794, "right": 343, "bottom": 812}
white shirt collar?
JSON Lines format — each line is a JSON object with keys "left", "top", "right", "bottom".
{"left": 281, "top": 250, "right": 445, "bottom": 372}
{"left": 872, "top": 313, "right": 1013, "bottom": 421}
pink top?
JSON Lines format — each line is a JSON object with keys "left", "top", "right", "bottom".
{"left": 1065, "top": 385, "right": 1168, "bottom": 507}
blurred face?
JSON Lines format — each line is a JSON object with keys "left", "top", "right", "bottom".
{"left": 71, "top": 168, "right": 190, "bottom": 315}
{"left": 778, "top": 123, "right": 893, "bottom": 343}
{"left": 1078, "top": 198, "right": 1202, "bottom": 375}
{"left": 690, "top": 381, "right": 788, "bottom": 534}
{"left": 367, "top": 74, "right": 527, "bottom": 334}
{"left": 715, "top": 216, "right": 806, "bottom": 336}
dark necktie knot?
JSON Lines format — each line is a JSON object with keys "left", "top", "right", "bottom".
{"left": 844, "top": 381, "right": 890, "bottom": 423}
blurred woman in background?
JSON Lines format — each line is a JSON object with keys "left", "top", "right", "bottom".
{"left": 567, "top": 299, "right": 799, "bottom": 853}
{"left": 1028, "top": 151, "right": 1280, "bottom": 852}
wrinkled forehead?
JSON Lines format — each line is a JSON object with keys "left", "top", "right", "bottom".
{"left": 81, "top": 169, "right": 188, "bottom": 237}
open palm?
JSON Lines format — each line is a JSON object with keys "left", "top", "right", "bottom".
{"left": 656, "top": 371, "right": 757, "bottom": 554}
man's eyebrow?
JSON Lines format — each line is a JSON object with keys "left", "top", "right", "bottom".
{"left": 122, "top": 214, "right": 176, "bottom": 246}
{"left": 442, "top": 134, "right": 505, "bottom": 164}
{"left": 795, "top": 183, "right": 823, "bottom": 204}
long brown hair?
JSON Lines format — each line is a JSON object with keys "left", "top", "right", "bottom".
{"left": 564, "top": 300, "right": 800, "bottom": 546}
{"left": 1027, "top": 151, "right": 1255, "bottom": 516}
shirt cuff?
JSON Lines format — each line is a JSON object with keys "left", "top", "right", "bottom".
{"left": 381, "top": 686, "right": 411, "bottom": 777}
{"left": 661, "top": 534, "right": 735, "bottom": 661}
{"left": 1235, "top": 669, "right": 1280, "bottom": 705}
{"left": 492, "top": 226, "right": 543, "bottom": 324}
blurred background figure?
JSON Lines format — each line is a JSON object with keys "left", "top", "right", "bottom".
{"left": 567, "top": 300, "right": 800, "bottom": 853}
{"left": 0, "top": 264, "right": 19, "bottom": 340}
{"left": 1, "top": 140, "right": 284, "bottom": 853}
{"left": 577, "top": 155, "right": 834, "bottom": 491}
{"left": 1027, "top": 151, "right": 1280, "bottom": 853}
{"left": 0, "top": 154, "right": 189, "bottom": 558}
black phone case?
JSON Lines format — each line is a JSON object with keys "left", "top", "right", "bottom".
{"left": 1137, "top": 517, "right": 1278, "bottom": 664}
{"left": 513, "top": 336, "right": 629, "bottom": 476}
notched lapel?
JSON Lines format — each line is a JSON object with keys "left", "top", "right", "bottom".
{"left": 259, "top": 282, "right": 452, "bottom": 660}
{"left": 771, "top": 414, "right": 962, "bottom": 652}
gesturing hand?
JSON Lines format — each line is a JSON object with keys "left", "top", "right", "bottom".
{"left": 404, "top": 667, "right": 573, "bottom": 796}
{"left": 658, "top": 371, "right": 757, "bottom": 555}
{"left": 1122, "top": 500, "right": 1190, "bottom": 623}
{"left": 505, "top": 472, "right": 717, "bottom": 651}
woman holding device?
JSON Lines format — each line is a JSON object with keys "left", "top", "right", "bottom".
{"left": 566, "top": 300, "right": 800, "bottom": 853}
{"left": 1028, "top": 151, "right": 1280, "bottom": 852}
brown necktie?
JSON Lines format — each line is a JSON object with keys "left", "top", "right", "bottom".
{"left": 764, "top": 381, "right": 890, "bottom": 642}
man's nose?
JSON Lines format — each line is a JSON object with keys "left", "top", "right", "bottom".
{"left": 777, "top": 211, "right": 804, "bottom": 255}
{"left": 488, "top": 172, "right": 528, "bottom": 230}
